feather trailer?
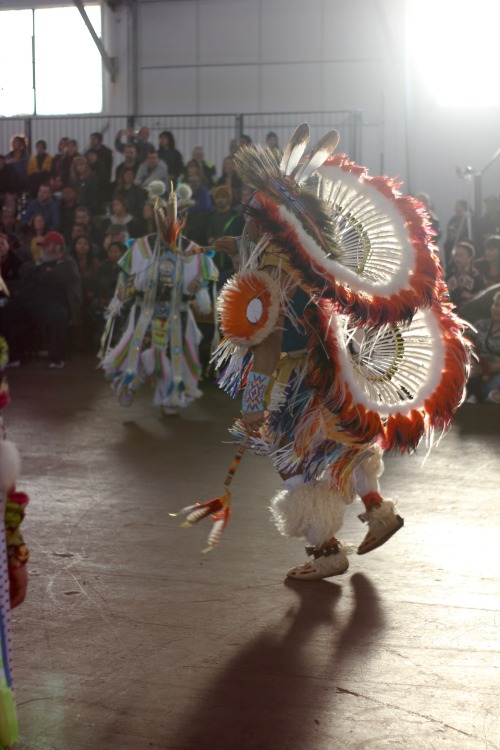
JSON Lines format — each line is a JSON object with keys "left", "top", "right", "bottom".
{"left": 170, "top": 497, "right": 224, "bottom": 526}
{"left": 203, "top": 505, "right": 231, "bottom": 553}
{"left": 171, "top": 437, "right": 249, "bottom": 551}
{"left": 169, "top": 495, "right": 231, "bottom": 553}
{"left": 170, "top": 492, "right": 231, "bottom": 552}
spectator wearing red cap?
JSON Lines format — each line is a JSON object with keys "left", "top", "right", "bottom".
{"left": 4, "top": 231, "right": 82, "bottom": 367}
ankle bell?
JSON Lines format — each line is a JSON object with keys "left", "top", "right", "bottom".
{"left": 305, "top": 538, "right": 340, "bottom": 559}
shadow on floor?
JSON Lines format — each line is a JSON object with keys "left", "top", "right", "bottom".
{"left": 171, "top": 573, "right": 385, "bottom": 750}
{"left": 454, "top": 403, "right": 500, "bottom": 438}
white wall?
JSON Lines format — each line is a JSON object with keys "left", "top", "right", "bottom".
{"left": 128, "top": 0, "right": 391, "bottom": 202}
{"left": 136, "top": 0, "right": 385, "bottom": 121}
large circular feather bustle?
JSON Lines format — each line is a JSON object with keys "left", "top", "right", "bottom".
{"left": 301, "top": 297, "right": 471, "bottom": 453}
{"left": 249, "top": 153, "right": 442, "bottom": 328}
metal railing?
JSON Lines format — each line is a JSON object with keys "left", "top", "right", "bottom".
{"left": 0, "top": 110, "right": 362, "bottom": 177}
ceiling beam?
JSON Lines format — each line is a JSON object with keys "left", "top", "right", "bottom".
{"left": 73, "top": 0, "right": 117, "bottom": 82}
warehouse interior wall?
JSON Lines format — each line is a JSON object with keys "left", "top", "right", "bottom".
{"left": 105, "top": 0, "right": 500, "bottom": 226}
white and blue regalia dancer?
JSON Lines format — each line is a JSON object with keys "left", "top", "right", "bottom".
{"left": 100, "top": 182, "right": 218, "bottom": 415}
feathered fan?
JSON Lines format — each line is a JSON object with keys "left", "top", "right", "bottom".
{"left": 263, "top": 156, "right": 441, "bottom": 328}
{"left": 234, "top": 131, "right": 441, "bottom": 328}
{"left": 303, "top": 296, "right": 471, "bottom": 453}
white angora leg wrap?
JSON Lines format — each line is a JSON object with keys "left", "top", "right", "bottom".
{"left": 270, "top": 479, "right": 351, "bottom": 547}
{"left": 352, "top": 445, "right": 384, "bottom": 498}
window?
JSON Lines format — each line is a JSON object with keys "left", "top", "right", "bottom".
{"left": 0, "top": 10, "right": 34, "bottom": 116}
{"left": 0, "top": 4, "right": 102, "bottom": 116}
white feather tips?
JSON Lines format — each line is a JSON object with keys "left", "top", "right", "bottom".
{"left": 295, "top": 129, "right": 340, "bottom": 184}
{"left": 280, "top": 123, "right": 310, "bottom": 177}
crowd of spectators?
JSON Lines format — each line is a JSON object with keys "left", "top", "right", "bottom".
{"left": 0, "top": 128, "right": 277, "bottom": 368}
{"left": 436, "top": 193, "right": 500, "bottom": 404}
{"left": 4, "top": 125, "right": 497, "bottom": 405}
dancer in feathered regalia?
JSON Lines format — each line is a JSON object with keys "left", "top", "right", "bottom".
{"left": 0, "top": 337, "right": 29, "bottom": 749}
{"left": 212, "top": 123, "right": 471, "bottom": 579}
{"left": 100, "top": 182, "right": 218, "bottom": 415}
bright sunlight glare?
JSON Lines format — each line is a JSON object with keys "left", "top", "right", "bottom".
{"left": 406, "top": 0, "right": 500, "bottom": 106}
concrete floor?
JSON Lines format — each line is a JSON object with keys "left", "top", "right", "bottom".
{"left": 5, "top": 356, "right": 500, "bottom": 750}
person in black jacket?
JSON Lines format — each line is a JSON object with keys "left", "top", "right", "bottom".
{"left": 3, "top": 232, "right": 82, "bottom": 367}
{"left": 87, "top": 133, "right": 113, "bottom": 185}
{"left": 0, "top": 232, "right": 22, "bottom": 291}
{"left": 0, "top": 154, "right": 20, "bottom": 210}
{"left": 158, "top": 131, "right": 184, "bottom": 187}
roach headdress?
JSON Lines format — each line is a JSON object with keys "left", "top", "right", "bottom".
{"left": 234, "top": 123, "right": 342, "bottom": 262}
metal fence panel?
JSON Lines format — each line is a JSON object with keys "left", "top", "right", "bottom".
{"left": 240, "top": 111, "right": 360, "bottom": 161}
{"left": 136, "top": 113, "right": 238, "bottom": 176}
{"left": 0, "top": 119, "right": 27, "bottom": 154}
{"left": 0, "top": 115, "right": 128, "bottom": 158}
{"left": 1, "top": 110, "right": 362, "bottom": 181}
{"left": 29, "top": 115, "right": 129, "bottom": 155}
